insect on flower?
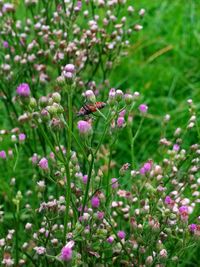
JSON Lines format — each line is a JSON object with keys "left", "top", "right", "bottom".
{"left": 77, "top": 102, "right": 106, "bottom": 117}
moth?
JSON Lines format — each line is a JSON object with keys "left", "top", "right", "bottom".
{"left": 77, "top": 102, "right": 106, "bottom": 117}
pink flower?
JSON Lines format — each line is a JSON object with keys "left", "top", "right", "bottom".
{"left": 3, "top": 41, "right": 9, "bottom": 48}
{"left": 111, "top": 178, "right": 119, "bottom": 189}
{"left": 179, "top": 206, "right": 189, "bottom": 221}
{"left": 117, "top": 116, "right": 125, "bottom": 128}
{"left": 139, "top": 104, "right": 148, "bottom": 113}
{"left": 173, "top": 144, "right": 180, "bottom": 151}
{"left": 165, "top": 196, "right": 172, "bottom": 205}
{"left": 140, "top": 161, "right": 152, "bottom": 175}
{"left": 97, "top": 211, "right": 104, "bottom": 220}
{"left": 107, "top": 236, "right": 114, "bottom": 243}
{"left": 77, "top": 120, "right": 92, "bottom": 136}
{"left": 0, "top": 150, "right": 6, "bottom": 159}
{"left": 19, "top": 133, "right": 26, "bottom": 142}
{"left": 91, "top": 196, "right": 100, "bottom": 208}
{"left": 34, "top": 246, "right": 46, "bottom": 255}
{"left": 82, "top": 175, "right": 88, "bottom": 184}
{"left": 38, "top": 157, "right": 49, "bottom": 170}
{"left": 61, "top": 241, "right": 74, "bottom": 262}
{"left": 117, "top": 230, "right": 126, "bottom": 239}
{"left": 16, "top": 83, "right": 30, "bottom": 97}
{"left": 64, "top": 64, "right": 75, "bottom": 73}
{"left": 189, "top": 224, "right": 197, "bottom": 233}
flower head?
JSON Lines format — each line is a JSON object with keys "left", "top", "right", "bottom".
{"left": 139, "top": 104, "right": 148, "bottom": 113}
{"left": 38, "top": 157, "right": 49, "bottom": 170}
{"left": 189, "top": 224, "right": 197, "bottom": 233}
{"left": 34, "top": 246, "right": 46, "bottom": 255}
{"left": 19, "top": 133, "right": 26, "bottom": 142}
{"left": 64, "top": 64, "right": 75, "bottom": 73}
{"left": 77, "top": 120, "right": 92, "bottom": 136}
{"left": 117, "top": 230, "right": 126, "bottom": 240}
{"left": 61, "top": 241, "right": 74, "bottom": 262}
{"left": 117, "top": 116, "right": 125, "bottom": 128}
{"left": 111, "top": 178, "right": 119, "bottom": 189}
{"left": 91, "top": 196, "right": 100, "bottom": 208}
{"left": 16, "top": 83, "right": 31, "bottom": 97}
{"left": 0, "top": 150, "right": 6, "bottom": 159}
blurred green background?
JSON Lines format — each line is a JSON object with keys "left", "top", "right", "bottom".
{"left": 111, "top": 0, "right": 200, "bottom": 164}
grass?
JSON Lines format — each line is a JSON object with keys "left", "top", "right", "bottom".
{"left": 109, "top": 0, "right": 200, "bottom": 164}
{"left": 0, "top": 0, "right": 200, "bottom": 265}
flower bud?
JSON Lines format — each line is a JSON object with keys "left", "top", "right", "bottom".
{"left": 52, "top": 92, "right": 61, "bottom": 103}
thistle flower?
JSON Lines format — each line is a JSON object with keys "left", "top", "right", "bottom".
{"left": 60, "top": 241, "right": 74, "bottom": 262}
{"left": 34, "top": 246, "right": 46, "bottom": 255}
{"left": 140, "top": 161, "right": 152, "bottom": 175}
{"left": 111, "top": 178, "right": 119, "bottom": 189}
{"left": 38, "top": 157, "right": 49, "bottom": 170}
{"left": 107, "top": 236, "right": 114, "bottom": 243}
{"left": 117, "top": 230, "right": 126, "bottom": 240}
{"left": 77, "top": 120, "right": 92, "bottom": 136}
{"left": 64, "top": 64, "right": 75, "bottom": 73}
{"left": 91, "top": 196, "right": 100, "bottom": 208}
{"left": 189, "top": 224, "right": 197, "bottom": 233}
{"left": 117, "top": 116, "right": 125, "bottom": 128}
{"left": 139, "top": 104, "right": 148, "bottom": 113}
{"left": 173, "top": 144, "right": 180, "bottom": 151}
{"left": 3, "top": 41, "right": 9, "bottom": 48}
{"left": 19, "top": 133, "right": 26, "bottom": 142}
{"left": 82, "top": 175, "right": 88, "bottom": 184}
{"left": 84, "top": 90, "right": 96, "bottom": 103}
{"left": 16, "top": 83, "right": 31, "bottom": 97}
{"left": 0, "top": 150, "right": 6, "bottom": 159}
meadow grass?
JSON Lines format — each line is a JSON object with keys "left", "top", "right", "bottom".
{"left": 111, "top": 0, "right": 200, "bottom": 164}
{"left": 0, "top": 0, "right": 200, "bottom": 266}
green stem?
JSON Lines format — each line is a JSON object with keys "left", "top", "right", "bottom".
{"left": 63, "top": 90, "right": 73, "bottom": 242}
{"left": 81, "top": 151, "right": 95, "bottom": 215}
{"left": 129, "top": 117, "right": 144, "bottom": 168}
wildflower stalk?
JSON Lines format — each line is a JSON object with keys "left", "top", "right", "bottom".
{"left": 129, "top": 117, "right": 144, "bottom": 168}
{"left": 63, "top": 89, "right": 73, "bottom": 242}
{"left": 81, "top": 151, "right": 95, "bottom": 215}
{"left": 82, "top": 111, "right": 112, "bottom": 214}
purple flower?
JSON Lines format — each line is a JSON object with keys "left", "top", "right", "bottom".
{"left": 143, "top": 162, "right": 152, "bottom": 171}
{"left": 77, "top": 120, "right": 92, "bottom": 136}
{"left": 91, "top": 196, "right": 100, "bottom": 208}
{"left": 117, "top": 116, "right": 125, "bottom": 128}
{"left": 107, "top": 236, "right": 114, "bottom": 243}
{"left": 140, "top": 161, "right": 152, "bottom": 175}
{"left": 139, "top": 104, "right": 148, "bottom": 113}
{"left": 179, "top": 205, "right": 188, "bottom": 214}
{"left": 173, "top": 144, "right": 180, "bottom": 151}
{"left": 82, "top": 175, "right": 88, "bottom": 184}
{"left": 0, "top": 150, "right": 6, "bottom": 159}
{"left": 34, "top": 246, "right": 46, "bottom": 255}
{"left": 189, "top": 224, "right": 197, "bottom": 232}
{"left": 16, "top": 83, "right": 31, "bottom": 97}
{"left": 38, "top": 157, "right": 49, "bottom": 170}
{"left": 19, "top": 133, "right": 26, "bottom": 142}
{"left": 97, "top": 211, "right": 104, "bottom": 220}
{"left": 61, "top": 241, "right": 74, "bottom": 262}
{"left": 117, "top": 230, "right": 126, "bottom": 240}
{"left": 179, "top": 206, "right": 189, "bottom": 221}
{"left": 84, "top": 90, "right": 96, "bottom": 102}
{"left": 165, "top": 196, "right": 172, "bottom": 205}
{"left": 3, "top": 41, "right": 9, "bottom": 48}
{"left": 64, "top": 64, "right": 75, "bottom": 73}
{"left": 111, "top": 178, "right": 119, "bottom": 189}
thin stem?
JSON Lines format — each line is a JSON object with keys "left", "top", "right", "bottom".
{"left": 63, "top": 89, "right": 73, "bottom": 242}
{"left": 129, "top": 117, "right": 144, "bottom": 168}
{"left": 81, "top": 151, "right": 95, "bottom": 215}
